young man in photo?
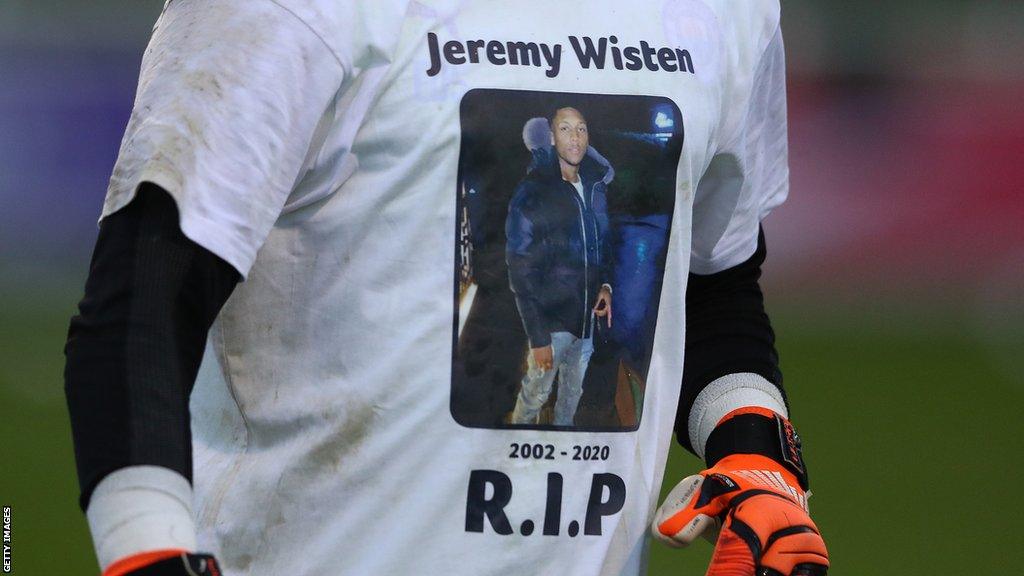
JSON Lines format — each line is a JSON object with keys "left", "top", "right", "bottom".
{"left": 506, "top": 107, "right": 613, "bottom": 426}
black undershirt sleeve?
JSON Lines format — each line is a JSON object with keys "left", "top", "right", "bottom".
{"left": 674, "top": 226, "right": 786, "bottom": 455}
{"left": 64, "top": 183, "right": 240, "bottom": 510}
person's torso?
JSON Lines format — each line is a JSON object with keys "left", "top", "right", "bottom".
{"left": 189, "top": 2, "right": 778, "bottom": 574}
{"left": 511, "top": 162, "right": 608, "bottom": 338}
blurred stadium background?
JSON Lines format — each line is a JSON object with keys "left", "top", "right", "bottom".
{"left": 2, "top": 1, "right": 1022, "bottom": 574}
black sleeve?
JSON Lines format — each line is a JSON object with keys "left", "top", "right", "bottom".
{"left": 64, "top": 183, "right": 240, "bottom": 510}
{"left": 506, "top": 189, "right": 551, "bottom": 348}
{"left": 674, "top": 226, "right": 787, "bottom": 455}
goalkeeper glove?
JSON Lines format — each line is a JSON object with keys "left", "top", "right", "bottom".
{"left": 652, "top": 409, "right": 829, "bottom": 576}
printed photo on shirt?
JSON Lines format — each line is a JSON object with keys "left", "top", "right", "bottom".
{"left": 451, "top": 89, "right": 683, "bottom": 432}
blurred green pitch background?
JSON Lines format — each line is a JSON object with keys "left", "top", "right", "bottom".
{"left": 2, "top": 0, "right": 1023, "bottom": 574}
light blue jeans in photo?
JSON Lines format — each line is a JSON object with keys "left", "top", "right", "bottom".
{"left": 510, "top": 331, "right": 595, "bottom": 425}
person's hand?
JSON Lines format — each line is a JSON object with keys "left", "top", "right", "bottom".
{"left": 593, "top": 286, "right": 612, "bottom": 327}
{"left": 104, "top": 551, "right": 221, "bottom": 576}
{"left": 652, "top": 454, "right": 828, "bottom": 576}
{"left": 531, "top": 345, "right": 554, "bottom": 371}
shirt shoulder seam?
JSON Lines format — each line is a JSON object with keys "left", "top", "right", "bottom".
{"left": 266, "top": 0, "right": 346, "bottom": 70}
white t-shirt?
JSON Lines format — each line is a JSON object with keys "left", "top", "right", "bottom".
{"left": 102, "top": 1, "right": 789, "bottom": 574}
{"left": 571, "top": 178, "right": 586, "bottom": 204}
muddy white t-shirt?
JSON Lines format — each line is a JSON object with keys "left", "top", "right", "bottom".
{"left": 102, "top": 1, "right": 789, "bottom": 574}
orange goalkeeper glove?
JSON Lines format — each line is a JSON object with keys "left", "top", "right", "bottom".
{"left": 652, "top": 409, "right": 829, "bottom": 576}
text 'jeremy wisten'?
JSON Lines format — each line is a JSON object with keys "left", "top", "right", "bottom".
{"left": 426, "top": 33, "right": 696, "bottom": 78}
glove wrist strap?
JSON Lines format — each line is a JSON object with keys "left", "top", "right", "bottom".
{"left": 107, "top": 552, "right": 220, "bottom": 576}
{"left": 705, "top": 410, "right": 809, "bottom": 490}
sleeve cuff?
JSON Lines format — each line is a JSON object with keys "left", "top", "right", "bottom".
{"left": 687, "top": 373, "right": 788, "bottom": 460}
{"left": 86, "top": 466, "right": 197, "bottom": 572}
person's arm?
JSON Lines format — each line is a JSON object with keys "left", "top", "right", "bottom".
{"left": 652, "top": 16, "right": 829, "bottom": 575}
{"left": 505, "top": 188, "right": 551, "bottom": 349}
{"left": 592, "top": 185, "right": 613, "bottom": 324}
{"left": 65, "top": 185, "right": 239, "bottom": 574}
{"left": 654, "top": 235, "right": 825, "bottom": 574}
{"left": 675, "top": 226, "right": 787, "bottom": 459}
{"left": 655, "top": 239, "right": 823, "bottom": 565}
{"left": 63, "top": 1, "right": 358, "bottom": 572}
